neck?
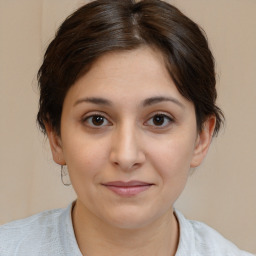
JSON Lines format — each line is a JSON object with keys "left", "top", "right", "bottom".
{"left": 72, "top": 200, "right": 179, "bottom": 256}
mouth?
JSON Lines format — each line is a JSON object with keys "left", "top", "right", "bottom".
{"left": 102, "top": 180, "right": 154, "bottom": 197}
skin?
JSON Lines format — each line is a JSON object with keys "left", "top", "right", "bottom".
{"left": 46, "top": 47, "right": 215, "bottom": 256}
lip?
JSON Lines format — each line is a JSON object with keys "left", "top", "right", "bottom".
{"left": 102, "top": 180, "right": 153, "bottom": 197}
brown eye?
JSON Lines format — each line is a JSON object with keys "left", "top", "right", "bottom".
{"left": 145, "top": 113, "right": 173, "bottom": 128}
{"left": 153, "top": 115, "right": 165, "bottom": 126}
{"left": 92, "top": 115, "right": 105, "bottom": 126}
{"left": 83, "top": 114, "right": 110, "bottom": 127}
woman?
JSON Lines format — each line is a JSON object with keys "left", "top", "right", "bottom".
{"left": 0, "top": 0, "right": 254, "bottom": 255}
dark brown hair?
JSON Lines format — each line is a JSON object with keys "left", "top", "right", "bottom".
{"left": 37, "top": 0, "right": 224, "bottom": 136}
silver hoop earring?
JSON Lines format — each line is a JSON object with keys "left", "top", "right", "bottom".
{"left": 61, "top": 165, "right": 71, "bottom": 186}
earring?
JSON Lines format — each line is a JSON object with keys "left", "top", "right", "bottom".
{"left": 61, "top": 165, "right": 71, "bottom": 186}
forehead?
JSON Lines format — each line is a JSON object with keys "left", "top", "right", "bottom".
{"left": 73, "top": 48, "right": 172, "bottom": 91}
{"left": 91, "top": 47, "right": 167, "bottom": 77}
{"left": 64, "top": 47, "right": 192, "bottom": 110}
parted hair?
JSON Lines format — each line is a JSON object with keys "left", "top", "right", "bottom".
{"left": 37, "top": 0, "right": 224, "bottom": 136}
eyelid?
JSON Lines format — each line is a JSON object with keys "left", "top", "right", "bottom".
{"left": 81, "top": 112, "right": 112, "bottom": 127}
{"left": 144, "top": 112, "right": 175, "bottom": 128}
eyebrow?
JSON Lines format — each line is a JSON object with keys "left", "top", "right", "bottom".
{"left": 74, "top": 96, "right": 184, "bottom": 108}
{"left": 74, "top": 97, "right": 112, "bottom": 107}
{"left": 143, "top": 96, "right": 184, "bottom": 108}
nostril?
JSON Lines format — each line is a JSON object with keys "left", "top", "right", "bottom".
{"left": 113, "top": 161, "right": 119, "bottom": 166}
{"left": 111, "top": 154, "right": 144, "bottom": 171}
{"left": 109, "top": 132, "right": 146, "bottom": 171}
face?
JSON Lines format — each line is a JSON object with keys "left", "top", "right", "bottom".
{"left": 47, "top": 47, "right": 214, "bottom": 229}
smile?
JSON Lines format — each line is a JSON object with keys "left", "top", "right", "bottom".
{"left": 102, "top": 181, "right": 153, "bottom": 197}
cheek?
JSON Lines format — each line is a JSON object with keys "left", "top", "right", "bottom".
{"left": 151, "top": 138, "right": 194, "bottom": 172}
{"left": 62, "top": 135, "right": 109, "bottom": 181}
{"left": 63, "top": 139, "right": 109, "bottom": 203}
{"left": 149, "top": 137, "right": 195, "bottom": 193}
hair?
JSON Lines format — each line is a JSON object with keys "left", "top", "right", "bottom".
{"left": 37, "top": 0, "right": 224, "bottom": 136}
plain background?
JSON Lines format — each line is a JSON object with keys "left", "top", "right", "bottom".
{"left": 0, "top": 0, "right": 255, "bottom": 254}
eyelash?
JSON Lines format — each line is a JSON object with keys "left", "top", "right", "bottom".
{"left": 82, "top": 113, "right": 112, "bottom": 128}
{"left": 145, "top": 113, "right": 174, "bottom": 129}
{"left": 81, "top": 112, "right": 174, "bottom": 129}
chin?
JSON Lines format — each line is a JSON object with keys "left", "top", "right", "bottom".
{"left": 107, "top": 217, "right": 152, "bottom": 230}
{"left": 101, "top": 206, "right": 165, "bottom": 230}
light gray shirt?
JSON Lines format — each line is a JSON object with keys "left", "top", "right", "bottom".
{"left": 0, "top": 203, "right": 254, "bottom": 255}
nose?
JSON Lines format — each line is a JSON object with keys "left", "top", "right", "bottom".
{"left": 109, "top": 124, "right": 146, "bottom": 171}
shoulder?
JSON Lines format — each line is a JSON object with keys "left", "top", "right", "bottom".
{"left": 190, "top": 219, "right": 254, "bottom": 256}
{"left": 175, "top": 209, "right": 255, "bottom": 256}
{"left": 0, "top": 206, "right": 70, "bottom": 256}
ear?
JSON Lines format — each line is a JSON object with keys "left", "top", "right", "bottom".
{"left": 44, "top": 122, "right": 66, "bottom": 165}
{"left": 190, "top": 116, "right": 216, "bottom": 168}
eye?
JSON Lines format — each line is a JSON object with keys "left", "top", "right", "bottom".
{"left": 145, "top": 113, "right": 173, "bottom": 128}
{"left": 83, "top": 114, "right": 111, "bottom": 127}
